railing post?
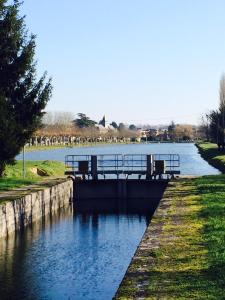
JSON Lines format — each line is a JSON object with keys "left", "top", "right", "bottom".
{"left": 91, "top": 155, "right": 98, "bottom": 180}
{"left": 146, "top": 154, "right": 153, "bottom": 180}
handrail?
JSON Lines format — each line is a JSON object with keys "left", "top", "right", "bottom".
{"left": 65, "top": 154, "right": 180, "bottom": 176}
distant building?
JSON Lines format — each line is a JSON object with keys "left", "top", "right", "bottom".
{"left": 96, "top": 115, "right": 116, "bottom": 133}
{"left": 99, "top": 115, "right": 106, "bottom": 127}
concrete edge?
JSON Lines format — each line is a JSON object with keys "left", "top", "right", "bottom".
{"left": 0, "top": 178, "right": 73, "bottom": 239}
{"left": 114, "top": 179, "right": 178, "bottom": 298}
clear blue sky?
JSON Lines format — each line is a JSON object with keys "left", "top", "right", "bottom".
{"left": 21, "top": 0, "right": 225, "bottom": 125}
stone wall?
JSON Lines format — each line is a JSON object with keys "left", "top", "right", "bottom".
{"left": 0, "top": 179, "right": 73, "bottom": 239}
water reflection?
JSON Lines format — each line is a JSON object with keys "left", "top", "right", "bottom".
{"left": 0, "top": 198, "right": 159, "bottom": 300}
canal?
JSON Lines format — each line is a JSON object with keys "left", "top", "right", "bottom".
{"left": 17, "top": 142, "right": 220, "bottom": 175}
{"left": 0, "top": 143, "right": 219, "bottom": 300}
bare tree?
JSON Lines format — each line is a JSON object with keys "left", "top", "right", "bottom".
{"left": 219, "top": 74, "right": 225, "bottom": 143}
{"left": 43, "top": 111, "right": 74, "bottom": 126}
{"left": 174, "top": 124, "right": 194, "bottom": 141}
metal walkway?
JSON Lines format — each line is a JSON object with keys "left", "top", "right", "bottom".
{"left": 65, "top": 154, "right": 180, "bottom": 179}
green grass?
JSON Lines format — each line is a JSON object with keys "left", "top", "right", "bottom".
{"left": 0, "top": 160, "right": 65, "bottom": 191}
{"left": 25, "top": 144, "right": 74, "bottom": 152}
{"left": 197, "top": 176, "right": 225, "bottom": 286}
{"left": 116, "top": 176, "right": 225, "bottom": 299}
{"left": 24, "top": 141, "right": 129, "bottom": 152}
{"left": 196, "top": 142, "right": 225, "bottom": 173}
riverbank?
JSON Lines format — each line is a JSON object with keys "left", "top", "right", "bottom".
{"left": 24, "top": 140, "right": 195, "bottom": 153}
{"left": 24, "top": 141, "right": 132, "bottom": 152}
{"left": 115, "top": 176, "right": 225, "bottom": 299}
{"left": 0, "top": 160, "right": 65, "bottom": 191}
{"left": 196, "top": 142, "right": 225, "bottom": 173}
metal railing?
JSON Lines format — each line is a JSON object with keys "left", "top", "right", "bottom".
{"left": 97, "top": 154, "right": 123, "bottom": 173}
{"left": 153, "top": 154, "right": 180, "bottom": 172}
{"left": 65, "top": 155, "right": 92, "bottom": 173}
{"left": 65, "top": 154, "right": 180, "bottom": 178}
{"left": 123, "top": 154, "right": 147, "bottom": 172}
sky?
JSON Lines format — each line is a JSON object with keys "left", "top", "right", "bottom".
{"left": 21, "top": 0, "right": 225, "bottom": 125}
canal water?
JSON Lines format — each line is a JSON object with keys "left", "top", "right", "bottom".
{"left": 0, "top": 143, "right": 219, "bottom": 300}
{"left": 17, "top": 142, "right": 220, "bottom": 175}
{"left": 0, "top": 202, "right": 153, "bottom": 300}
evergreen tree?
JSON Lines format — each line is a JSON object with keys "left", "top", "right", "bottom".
{"left": 0, "top": 1, "right": 52, "bottom": 176}
{"left": 74, "top": 113, "right": 96, "bottom": 128}
{"left": 129, "top": 124, "right": 136, "bottom": 131}
{"left": 110, "top": 121, "right": 118, "bottom": 129}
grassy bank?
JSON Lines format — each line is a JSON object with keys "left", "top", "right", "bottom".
{"left": 196, "top": 142, "right": 225, "bottom": 173}
{"left": 0, "top": 160, "right": 65, "bottom": 191}
{"left": 115, "top": 176, "right": 225, "bottom": 299}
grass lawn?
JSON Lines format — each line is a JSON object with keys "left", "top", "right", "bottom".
{"left": 196, "top": 142, "right": 225, "bottom": 172}
{"left": 115, "top": 176, "right": 225, "bottom": 299}
{"left": 0, "top": 160, "right": 65, "bottom": 191}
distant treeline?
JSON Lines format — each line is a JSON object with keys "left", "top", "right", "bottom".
{"left": 201, "top": 74, "right": 225, "bottom": 149}
{"left": 26, "top": 112, "right": 205, "bottom": 146}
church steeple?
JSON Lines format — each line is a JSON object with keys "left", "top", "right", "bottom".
{"left": 102, "top": 115, "right": 106, "bottom": 127}
{"left": 99, "top": 115, "right": 106, "bottom": 127}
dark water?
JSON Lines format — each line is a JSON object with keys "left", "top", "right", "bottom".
{"left": 17, "top": 143, "right": 219, "bottom": 175}
{"left": 0, "top": 198, "right": 156, "bottom": 300}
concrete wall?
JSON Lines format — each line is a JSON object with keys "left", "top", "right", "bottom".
{"left": 74, "top": 179, "right": 168, "bottom": 200}
{"left": 0, "top": 179, "right": 73, "bottom": 239}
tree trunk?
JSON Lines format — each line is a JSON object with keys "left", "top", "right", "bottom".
{"left": 0, "top": 162, "right": 6, "bottom": 178}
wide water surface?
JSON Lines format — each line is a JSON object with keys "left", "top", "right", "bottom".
{"left": 17, "top": 142, "right": 219, "bottom": 175}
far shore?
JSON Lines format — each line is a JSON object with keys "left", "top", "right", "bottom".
{"left": 22, "top": 140, "right": 196, "bottom": 153}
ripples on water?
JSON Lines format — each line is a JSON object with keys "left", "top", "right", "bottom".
{"left": 0, "top": 197, "right": 159, "bottom": 300}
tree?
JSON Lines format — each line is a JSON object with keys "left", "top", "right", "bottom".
{"left": 199, "top": 115, "right": 210, "bottom": 141}
{"left": 74, "top": 113, "right": 96, "bottom": 128}
{"left": 174, "top": 124, "right": 194, "bottom": 141}
{"left": 42, "top": 111, "right": 74, "bottom": 126}
{"left": 118, "top": 123, "right": 126, "bottom": 131}
{"left": 204, "top": 74, "right": 225, "bottom": 149}
{"left": 0, "top": 1, "right": 52, "bottom": 177}
{"left": 129, "top": 124, "right": 137, "bottom": 131}
{"left": 208, "top": 110, "right": 223, "bottom": 146}
{"left": 168, "top": 121, "right": 176, "bottom": 140}
{"left": 110, "top": 121, "right": 118, "bottom": 129}
{"left": 219, "top": 74, "right": 225, "bottom": 144}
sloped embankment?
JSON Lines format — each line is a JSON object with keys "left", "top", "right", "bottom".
{"left": 115, "top": 176, "right": 225, "bottom": 299}
{"left": 196, "top": 143, "right": 225, "bottom": 173}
